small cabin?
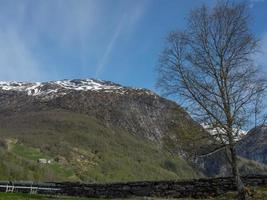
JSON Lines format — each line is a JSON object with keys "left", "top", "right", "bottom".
{"left": 37, "top": 158, "right": 51, "bottom": 164}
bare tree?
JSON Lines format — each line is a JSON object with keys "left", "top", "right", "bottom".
{"left": 157, "top": 1, "right": 267, "bottom": 200}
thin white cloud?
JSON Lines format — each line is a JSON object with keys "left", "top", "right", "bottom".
{"left": 0, "top": 0, "right": 100, "bottom": 81}
{"left": 33, "top": 0, "right": 99, "bottom": 47}
{"left": 255, "top": 32, "right": 267, "bottom": 71}
{"left": 249, "top": 0, "right": 266, "bottom": 8}
{"left": 0, "top": 29, "right": 42, "bottom": 81}
{"left": 95, "top": 16, "right": 125, "bottom": 77}
{"left": 0, "top": 0, "right": 151, "bottom": 81}
{"left": 33, "top": 0, "right": 100, "bottom": 73}
{"left": 95, "top": 1, "right": 150, "bottom": 77}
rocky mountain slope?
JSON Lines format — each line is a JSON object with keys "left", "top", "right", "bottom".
{"left": 0, "top": 79, "right": 265, "bottom": 181}
{"left": 237, "top": 125, "right": 267, "bottom": 165}
{"left": 0, "top": 79, "right": 204, "bottom": 142}
{"left": 0, "top": 111, "right": 200, "bottom": 182}
{"left": 193, "top": 125, "right": 267, "bottom": 177}
{"left": 195, "top": 147, "right": 267, "bottom": 177}
{"left": 0, "top": 79, "right": 209, "bottom": 181}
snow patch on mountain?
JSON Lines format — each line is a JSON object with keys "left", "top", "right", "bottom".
{"left": 201, "top": 123, "right": 247, "bottom": 142}
{"left": 0, "top": 79, "right": 156, "bottom": 97}
{"left": 54, "top": 79, "right": 122, "bottom": 91}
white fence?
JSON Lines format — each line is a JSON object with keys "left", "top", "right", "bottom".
{"left": 0, "top": 182, "right": 61, "bottom": 194}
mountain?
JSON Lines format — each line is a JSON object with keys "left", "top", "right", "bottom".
{"left": 0, "top": 79, "right": 209, "bottom": 182}
{"left": 201, "top": 123, "right": 247, "bottom": 142}
{"left": 0, "top": 79, "right": 265, "bottom": 181}
{"left": 194, "top": 125, "right": 267, "bottom": 177}
{"left": 237, "top": 125, "right": 267, "bottom": 165}
{"left": 0, "top": 79, "right": 203, "bottom": 142}
{"left": 195, "top": 147, "right": 267, "bottom": 177}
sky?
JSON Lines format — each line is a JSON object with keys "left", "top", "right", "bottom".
{"left": 0, "top": 0, "right": 266, "bottom": 91}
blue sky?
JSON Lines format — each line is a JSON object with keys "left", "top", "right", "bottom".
{"left": 0, "top": 0, "right": 266, "bottom": 91}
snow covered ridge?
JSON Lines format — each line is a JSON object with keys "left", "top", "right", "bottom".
{"left": 0, "top": 79, "right": 122, "bottom": 95}
{"left": 0, "top": 79, "right": 155, "bottom": 96}
{"left": 201, "top": 123, "right": 247, "bottom": 142}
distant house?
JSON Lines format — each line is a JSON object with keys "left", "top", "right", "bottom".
{"left": 37, "top": 158, "right": 51, "bottom": 164}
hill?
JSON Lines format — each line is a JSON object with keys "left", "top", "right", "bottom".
{"left": 0, "top": 79, "right": 265, "bottom": 181}
{"left": 0, "top": 79, "right": 206, "bottom": 181}
{"left": 0, "top": 110, "right": 200, "bottom": 182}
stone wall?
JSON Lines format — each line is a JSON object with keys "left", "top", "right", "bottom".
{"left": 56, "top": 175, "right": 267, "bottom": 198}
{"left": 1, "top": 175, "right": 267, "bottom": 198}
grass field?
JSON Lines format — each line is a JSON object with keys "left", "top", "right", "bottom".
{"left": 0, "top": 193, "right": 95, "bottom": 200}
{"left": 1, "top": 187, "right": 267, "bottom": 200}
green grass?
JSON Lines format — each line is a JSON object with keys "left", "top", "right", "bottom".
{"left": 1, "top": 186, "right": 267, "bottom": 199}
{"left": 0, "top": 110, "right": 199, "bottom": 182}
{"left": 12, "top": 144, "right": 44, "bottom": 161}
{"left": 176, "top": 187, "right": 267, "bottom": 200}
{"left": 208, "top": 187, "right": 267, "bottom": 200}
{"left": 0, "top": 193, "right": 97, "bottom": 200}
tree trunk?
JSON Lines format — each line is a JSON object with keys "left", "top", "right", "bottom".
{"left": 229, "top": 145, "right": 246, "bottom": 200}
